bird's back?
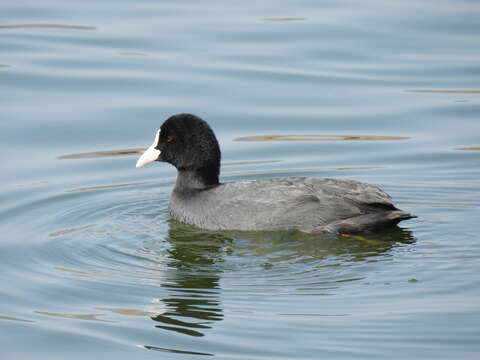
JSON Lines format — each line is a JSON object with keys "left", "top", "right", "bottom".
{"left": 169, "top": 177, "right": 414, "bottom": 233}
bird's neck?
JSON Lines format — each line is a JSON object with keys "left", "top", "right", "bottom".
{"left": 174, "top": 165, "right": 220, "bottom": 192}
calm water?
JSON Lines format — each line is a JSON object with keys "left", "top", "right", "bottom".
{"left": 1, "top": 0, "right": 480, "bottom": 359}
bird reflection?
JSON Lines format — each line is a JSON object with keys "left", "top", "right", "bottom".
{"left": 150, "top": 221, "right": 414, "bottom": 336}
{"left": 151, "top": 222, "right": 229, "bottom": 336}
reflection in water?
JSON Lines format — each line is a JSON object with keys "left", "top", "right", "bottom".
{"left": 0, "top": 315, "right": 35, "bottom": 323}
{"left": 149, "top": 221, "right": 414, "bottom": 337}
{"left": 55, "top": 266, "right": 113, "bottom": 279}
{"left": 66, "top": 182, "right": 153, "bottom": 193}
{"left": 151, "top": 223, "right": 227, "bottom": 337}
{"left": 234, "top": 134, "right": 409, "bottom": 142}
{"left": 49, "top": 224, "right": 96, "bottom": 237}
{"left": 138, "top": 344, "right": 213, "bottom": 356}
{"left": 96, "top": 307, "right": 154, "bottom": 316}
{"left": 59, "top": 148, "right": 144, "bottom": 159}
{"left": 260, "top": 17, "right": 307, "bottom": 22}
{"left": 406, "top": 89, "right": 480, "bottom": 94}
{"left": 0, "top": 24, "right": 96, "bottom": 30}
{"left": 34, "top": 310, "right": 113, "bottom": 322}
{"left": 456, "top": 147, "right": 480, "bottom": 151}
{"left": 118, "top": 51, "right": 148, "bottom": 57}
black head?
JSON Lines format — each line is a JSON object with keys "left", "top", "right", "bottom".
{"left": 159, "top": 114, "right": 220, "bottom": 170}
{"left": 136, "top": 113, "right": 221, "bottom": 187}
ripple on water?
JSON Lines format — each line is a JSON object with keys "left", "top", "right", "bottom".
{"left": 137, "top": 344, "right": 214, "bottom": 356}
{"left": 260, "top": 17, "right": 307, "bottom": 22}
{"left": 33, "top": 311, "right": 114, "bottom": 322}
{"left": 406, "top": 89, "right": 480, "bottom": 94}
{"left": 0, "top": 315, "right": 35, "bottom": 323}
{"left": 0, "top": 24, "right": 96, "bottom": 30}
{"left": 1, "top": 176, "right": 418, "bottom": 338}
{"left": 456, "top": 147, "right": 480, "bottom": 151}
{"left": 117, "top": 51, "right": 148, "bottom": 57}
{"left": 2, "top": 0, "right": 480, "bottom": 357}
{"left": 58, "top": 149, "right": 145, "bottom": 159}
{"left": 234, "top": 134, "right": 410, "bottom": 141}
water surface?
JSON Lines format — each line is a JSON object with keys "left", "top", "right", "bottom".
{"left": 1, "top": 0, "right": 480, "bottom": 359}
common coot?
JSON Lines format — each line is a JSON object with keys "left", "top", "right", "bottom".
{"left": 136, "top": 114, "right": 415, "bottom": 233}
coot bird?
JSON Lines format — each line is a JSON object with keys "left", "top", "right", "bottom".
{"left": 136, "top": 114, "right": 415, "bottom": 233}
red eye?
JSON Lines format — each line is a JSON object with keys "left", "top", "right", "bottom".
{"left": 166, "top": 136, "right": 174, "bottom": 143}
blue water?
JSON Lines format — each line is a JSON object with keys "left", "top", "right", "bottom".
{"left": 1, "top": 0, "right": 480, "bottom": 359}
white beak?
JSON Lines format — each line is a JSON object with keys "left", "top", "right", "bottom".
{"left": 136, "top": 130, "right": 161, "bottom": 168}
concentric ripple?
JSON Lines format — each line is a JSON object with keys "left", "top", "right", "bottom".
{"left": 0, "top": 176, "right": 418, "bottom": 337}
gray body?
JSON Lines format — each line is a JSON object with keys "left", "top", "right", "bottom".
{"left": 169, "top": 176, "right": 414, "bottom": 234}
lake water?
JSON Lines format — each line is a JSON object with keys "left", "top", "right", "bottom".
{"left": 1, "top": 0, "right": 480, "bottom": 359}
